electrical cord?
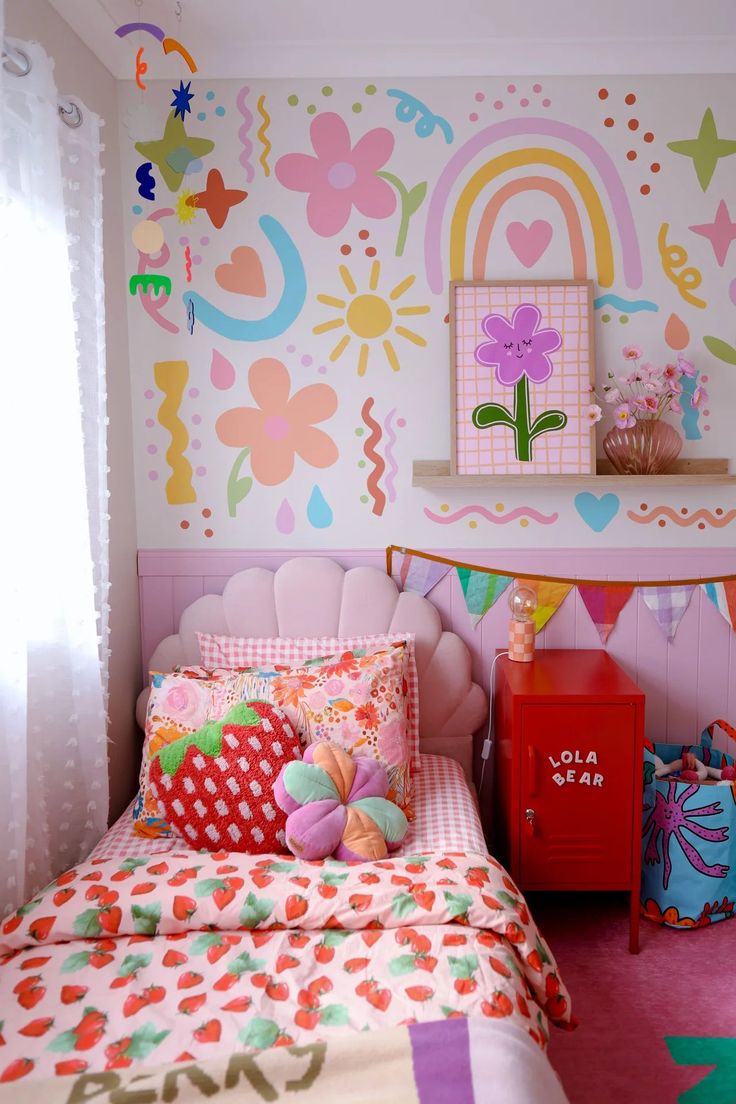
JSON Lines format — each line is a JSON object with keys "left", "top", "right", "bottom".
{"left": 478, "top": 651, "right": 509, "bottom": 797}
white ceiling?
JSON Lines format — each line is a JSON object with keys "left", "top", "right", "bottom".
{"left": 48, "top": 0, "right": 736, "bottom": 79}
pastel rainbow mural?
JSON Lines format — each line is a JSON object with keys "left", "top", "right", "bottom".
{"left": 472, "top": 176, "right": 587, "bottom": 280}
{"left": 424, "top": 117, "right": 643, "bottom": 292}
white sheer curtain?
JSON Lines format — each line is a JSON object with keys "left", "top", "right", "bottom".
{"left": 0, "top": 36, "right": 109, "bottom": 915}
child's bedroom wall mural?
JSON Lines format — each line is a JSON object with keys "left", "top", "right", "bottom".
{"left": 119, "top": 73, "right": 736, "bottom": 549}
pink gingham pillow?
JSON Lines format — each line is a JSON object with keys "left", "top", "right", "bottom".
{"left": 197, "top": 632, "right": 420, "bottom": 774}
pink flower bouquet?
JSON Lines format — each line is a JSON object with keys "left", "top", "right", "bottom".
{"left": 595, "top": 347, "right": 705, "bottom": 428}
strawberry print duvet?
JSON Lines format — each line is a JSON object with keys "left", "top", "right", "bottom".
{"left": 0, "top": 849, "right": 573, "bottom": 1087}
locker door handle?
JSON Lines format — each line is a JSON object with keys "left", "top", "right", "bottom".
{"left": 527, "top": 746, "right": 538, "bottom": 796}
{"left": 525, "top": 808, "right": 536, "bottom": 837}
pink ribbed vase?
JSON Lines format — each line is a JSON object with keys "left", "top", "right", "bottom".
{"left": 602, "top": 420, "right": 682, "bottom": 475}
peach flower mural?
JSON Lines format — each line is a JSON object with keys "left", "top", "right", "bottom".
{"left": 216, "top": 358, "right": 339, "bottom": 491}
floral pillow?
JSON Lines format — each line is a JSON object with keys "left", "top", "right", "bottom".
{"left": 237, "top": 645, "right": 412, "bottom": 813}
{"left": 136, "top": 644, "right": 412, "bottom": 837}
{"left": 196, "top": 632, "right": 420, "bottom": 774}
{"left": 134, "top": 669, "right": 249, "bottom": 837}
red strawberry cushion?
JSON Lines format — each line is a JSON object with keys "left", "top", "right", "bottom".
{"left": 148, "top": 700, "right": 302, "bottom": 853}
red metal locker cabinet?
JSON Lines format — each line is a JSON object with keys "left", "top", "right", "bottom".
{"left": 493, "top": 650, "right": 645, "bottom": 953}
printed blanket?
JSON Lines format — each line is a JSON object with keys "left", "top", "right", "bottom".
{"left": 0, "top": 849, "right": 573, "bottom": 1087}
{"left": 3, "top": 1018, "right": 570, "bottom": 1103}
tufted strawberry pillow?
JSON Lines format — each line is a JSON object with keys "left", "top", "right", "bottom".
{"left": 148, "top": 700, "right": 301, "bottom": 853}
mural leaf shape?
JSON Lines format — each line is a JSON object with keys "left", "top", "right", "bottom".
{"left": 227, "top": 447, "right": 253, "bottom": 517}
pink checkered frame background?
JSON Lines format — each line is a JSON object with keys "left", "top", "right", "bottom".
{"left": 451, "top": 280, "right": 595, "bottom": 475}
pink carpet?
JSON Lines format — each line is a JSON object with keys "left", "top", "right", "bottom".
{"left": 531, "top": 893, "right": 736, "bottom": 1103}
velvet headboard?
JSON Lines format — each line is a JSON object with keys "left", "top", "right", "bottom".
{"left": 136, "top": 556, "right": 487, "bottom": 779}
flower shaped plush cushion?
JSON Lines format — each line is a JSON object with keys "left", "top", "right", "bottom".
{"left": 149, "top": 701, "right": 301, "bottom": 853}
{"left": 274, "top": 741, "right": 408, "bottom": 861}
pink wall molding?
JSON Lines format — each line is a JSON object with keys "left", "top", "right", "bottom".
{"left": 138, "top": 547, "right": 736, "bottom": 747}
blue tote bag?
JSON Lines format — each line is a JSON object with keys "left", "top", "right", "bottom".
{"left": 642, "top": 721, "right": 736, "bottom": 928}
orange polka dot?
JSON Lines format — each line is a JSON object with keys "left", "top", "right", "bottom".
{"left": 698, "top": 523, "right": 705, "bottom": 530}
{"left": 180, "top": 520, "right": 190, "bottom": 529}
{"left": 716, "top": 507, "right": 724, "bottom": 516}
{"left": 625, "top": 93, "right": 636, "bottom": 105}
{"left": 628, "top": 118, "right": 639, "bottom": 130}
{"left": 627, "top": 150, "right": 637, "bottom": 160}
{"left": 640, "top": 503, "right": 648, "bottom": 511}
{"left": 640, "top": 184, "right": 651, "bottom": 195}
{"left": 358, "top": 229, "right": 369, "bottom": 240}
{"left": 643, "top": 131, "right": 654, "bottom": 142}
{"left": 680, "top": 507, "right": 688, "bottom": 515}
{"left": 658, "top": 519, "right": 666, "bottom": 527}
{"left": 650, "top": 162, "right": 660, "bottom": 173}
{"left": 604, "top": 117, "right": 614, "bottom": 127}
{"left": 202, "top": 507, "right": 212, "bottom": 518}
{"left": 365, "top": 246, "right": 376, "bottom": 257}
{"left": 598, "top": 88, "right": 609, "bottom": 99}
{"left": 340, "top": 244, "right": 351, "bottom": 255}
{"left": 204, "top": 528, "right": 214, "bottom": 538}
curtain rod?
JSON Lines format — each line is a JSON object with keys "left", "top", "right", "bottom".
{"left": 2, "top": 42, "right": 83, "bottom": 128}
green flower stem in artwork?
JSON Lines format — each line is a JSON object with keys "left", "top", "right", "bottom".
{"left": 472, "top": 376, "right": 568, "bottom": 463}
{"left": 376, "top": 171, "right": 427, "bottom": 257}
{"left": 227, "top": 447, "right": 253, "bottom": 517}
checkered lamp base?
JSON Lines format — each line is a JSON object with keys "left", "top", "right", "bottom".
{"left": 508, "top": 619, "right": 535, "bottom": 662}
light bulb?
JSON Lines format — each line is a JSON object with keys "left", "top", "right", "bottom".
{"left": 508, "top": 584, "right": 537, "bottom": 623}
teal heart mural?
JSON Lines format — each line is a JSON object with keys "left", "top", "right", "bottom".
{"left": 574, "top": 492, "right": 620, "bottom": 532}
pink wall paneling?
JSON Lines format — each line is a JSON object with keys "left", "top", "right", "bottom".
{"left": 138, "top": 548, "right": 736, "bottom": 746}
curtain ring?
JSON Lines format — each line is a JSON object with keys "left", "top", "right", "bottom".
{"left": 2, "top": 45, "right": 32, "bottom": 77}
{"left": 59, "top": 101, "right": 83, "bottom": 129}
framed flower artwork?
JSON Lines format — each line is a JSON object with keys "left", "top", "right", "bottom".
{"left": 450, "top": 280, "right": 596, "bottom": 475}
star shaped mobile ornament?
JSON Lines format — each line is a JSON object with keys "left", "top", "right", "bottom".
{"left": 135, "top": 111, "right": 214, "bottom": 193}
{"left": 170, "top": 79, "right": 194, "bottom": 120}
{"left": 187, "top": 169, "right": 248, "bottom": 229}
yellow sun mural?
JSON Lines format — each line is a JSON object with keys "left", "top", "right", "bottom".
{"left": 176, "top": 189, "right": 198, "bottom": 225}
{"left": 313, "top": 261, "right": 430, "bottom": 375}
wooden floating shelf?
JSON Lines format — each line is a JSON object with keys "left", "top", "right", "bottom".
{"left": 413, "top": 459, "right": 735, "bottom": 488}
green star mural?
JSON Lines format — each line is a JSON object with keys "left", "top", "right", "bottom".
{"left": 135, "top": 111, "right": 215, "bottom": 194}
{"left": 667, "top": 108, "right": 736, "bottom": 191}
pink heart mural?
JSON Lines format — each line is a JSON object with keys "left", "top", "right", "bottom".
{"left": 215, "top": 246, "right": 267, "bottom": 297}
{"left": 505, "top": 220, "right": 553, "bottom": 268}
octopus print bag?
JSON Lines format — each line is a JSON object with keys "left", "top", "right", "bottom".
{"left": 641, "top": 722, "right": 736, "bottom": 929}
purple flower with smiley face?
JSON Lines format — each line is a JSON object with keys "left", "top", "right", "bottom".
{"left": 475, "top": 303, "right": 562, "bottom": 387}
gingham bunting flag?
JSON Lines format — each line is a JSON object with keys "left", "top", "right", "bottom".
{"left": 456, "top": 568, "right": 513, "bottom": 628}
{"left": 520, "top": 579, "right": 574, "bottom": 633}
{"left": 639, "top": 585, "right": 696, "bottom": 641}
{"left": 577, "top": 584, "right": 635, "bottom": 644}
{"left": 398, "top": 552, "right": 452, "bottom": 597}
{"left": 702, "top": 581, "right": 736, "bottom": 630}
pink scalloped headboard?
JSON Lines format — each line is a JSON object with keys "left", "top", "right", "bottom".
{"left": 136, "top": 557, "right": 487, "bottom": 779}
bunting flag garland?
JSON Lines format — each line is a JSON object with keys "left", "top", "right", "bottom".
{"left": 639, "top": 585, "right": 696, "bottom": 641}
{"left": 702, "top": 581, "right": 736, "bottom": 630}
{"left": 456, "top": 568, "right": 513, "bottom": 628}
{"left": 385, "top": 546, "right": 736, "bottom": 645}
{"left": 577, "top": 584, "right": 635, "bottom": 644}
{"left": 519, "top": 579, "right": 574, "bottom": 633}
{"left": 398, "top": 552, "right": 452, "bottom": 597}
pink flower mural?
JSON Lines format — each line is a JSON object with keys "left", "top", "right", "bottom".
{"left": 275, "top": 112, "right": 396, "bottom": 236}
{"left": 216, "top": 358, "right": 338, "bottom": 486}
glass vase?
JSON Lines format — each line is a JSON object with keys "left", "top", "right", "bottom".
{"left": 602, "top": 420, "right": 682, "bottom": 476}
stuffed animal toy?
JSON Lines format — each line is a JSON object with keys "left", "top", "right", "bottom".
{"left": 654, "top": 751, "right": 736, "bottom": 785}
{"left": 274, "top": 741, "right": 408, "bottom": 861}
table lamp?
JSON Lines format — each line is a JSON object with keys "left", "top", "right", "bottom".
{"left": 508, "top": 584, "right": 537, "bottom": 662}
